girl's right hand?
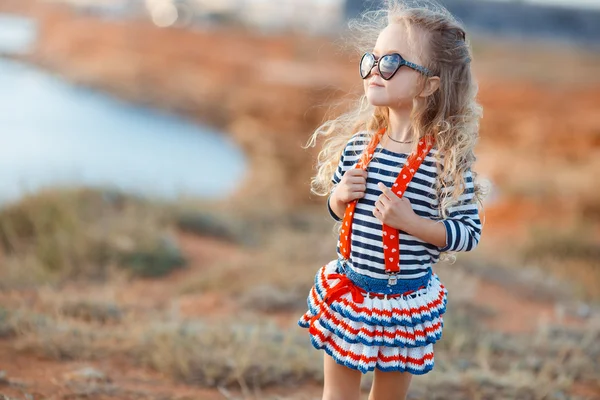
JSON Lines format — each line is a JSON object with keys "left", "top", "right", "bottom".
{"left": 333, "top": 168, "right": 368, "bottom": 203}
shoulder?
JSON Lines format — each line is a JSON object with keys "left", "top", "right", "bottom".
{"left": 343, "top": 131, "right": 371, "bottom": 156}
{"left": 426, "top": 147, "right": 476, "bottom": 185}
{"left": 429, "top": 145, "right": 443, "bottom": 160}
{"left": 348, "top": 130, "right": 370, "bottom": 146}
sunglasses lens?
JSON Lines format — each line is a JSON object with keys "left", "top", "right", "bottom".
{"left": 360, "top": 53, "right": 374, "bottom": 79}
{"left": 379, "top": 54, "right": 400, "bottom": 80}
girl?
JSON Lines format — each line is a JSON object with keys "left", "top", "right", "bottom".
{"left": 298, "top": 1, "right": 485, "bottom": 399}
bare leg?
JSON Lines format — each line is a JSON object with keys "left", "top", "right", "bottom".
{"left": 322, "top": 353, "right": 362, "bottom": 400}
{"left": 367, "top": 368, "right": 413, "bottom": 400}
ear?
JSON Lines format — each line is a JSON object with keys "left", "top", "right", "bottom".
{"left": 418, "top": 76, "right": 440, "bottom": 98}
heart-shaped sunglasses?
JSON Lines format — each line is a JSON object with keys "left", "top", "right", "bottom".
{"left": 360, "top": 52, "right": 434, "bottom": 80}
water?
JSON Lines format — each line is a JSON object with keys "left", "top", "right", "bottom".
{"left": 0, "top": 15, "right": 36, "bottom": 54}
{"left": 0, "top": 15, "right": 247, "bottom": 204}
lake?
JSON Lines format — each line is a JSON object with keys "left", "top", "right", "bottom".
{"left": 0, "top": 14, "right": 246, "bottom": 204}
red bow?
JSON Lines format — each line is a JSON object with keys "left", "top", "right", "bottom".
{"left": 309, "top": 273, "right": 365, "bottom": 335}
{"left": 323, "top": 273, "right": 365, "bottom": 304}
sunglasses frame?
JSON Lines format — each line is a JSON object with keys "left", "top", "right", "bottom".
{"left": 360, "top": 52, "right": 434, "bottom": 80}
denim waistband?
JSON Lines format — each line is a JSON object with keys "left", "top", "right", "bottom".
{"left": 335, "top": 258, "right": 432, "bottom": 295}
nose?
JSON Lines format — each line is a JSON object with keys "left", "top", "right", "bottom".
{"left": 370, "top": 60, "right": 380, "bottom": 77}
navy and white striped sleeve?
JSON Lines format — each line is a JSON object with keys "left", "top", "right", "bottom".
{"left": 330, "top": 132, "right": 365, "bottom": 189}
{"left": 327, "top": 144, "right": 348, "bottom": 222}
{"left": 331, "top": 149, "right": 346, "bottom": 188}
{"left": 327, "top": 133, "right": 366, "bottom": 221}
{"left": 438, "top": 168, "right": 482, "bottom": 252}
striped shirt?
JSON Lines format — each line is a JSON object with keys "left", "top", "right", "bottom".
{"left": 328, "top": 132, "right": 482, "bottom": 280}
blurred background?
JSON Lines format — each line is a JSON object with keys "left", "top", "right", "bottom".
{"left": 0, "top": 0, "right": 598, "bottom": 399}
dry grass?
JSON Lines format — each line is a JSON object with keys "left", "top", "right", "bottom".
{"left": 59, "top": 300, "right": 124, "bottom": 325}
{"left": 176, "top": 209, "right": 335, "bottom": 303}
{"left": 2, "top": 306, "right": 131, "bottom": 361}
{"left": 1, "top": 302, "right": 323, "bottom": 388}
{"left": 1, "top": 189, "right": 599, "bottom": 398}
{"left": 521, "top": 217, "right": 600, "bottom": 301}
{"left": 2, "top": 297, "right": 599, "bottom": 399}
{"left": 0, "top": 188, "right": 185, "bottom": 285}
{"left": 134, "top": 319, "right": 322, "bottom": 389}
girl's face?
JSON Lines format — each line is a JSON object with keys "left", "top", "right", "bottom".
{"left": 363, "top": 23, "right": 430, "bottom": 110}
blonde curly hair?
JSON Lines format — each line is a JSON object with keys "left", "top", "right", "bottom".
{"left": 303, "top": 0, "right": 487, "bottom": 223}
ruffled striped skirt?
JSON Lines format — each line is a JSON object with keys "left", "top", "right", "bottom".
{"left": 297, "top": 258, "right": 448, "bottom": 374}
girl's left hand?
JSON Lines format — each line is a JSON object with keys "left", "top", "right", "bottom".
{"left": 373, "top": 182, "right": 418, "bottom": 230}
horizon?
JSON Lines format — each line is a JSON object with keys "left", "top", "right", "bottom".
{"left": 486, "top": 0, "right": 600, "bottom": 10}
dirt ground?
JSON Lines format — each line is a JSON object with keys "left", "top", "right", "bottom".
{"left": 1, "top": 230, "right": 599, "bottom": 399}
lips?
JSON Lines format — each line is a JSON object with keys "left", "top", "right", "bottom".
{"left": 368, "top": 81, "right": 384, "bottom": 87}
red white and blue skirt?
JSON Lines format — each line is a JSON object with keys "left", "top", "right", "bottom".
{"left": 297, "top": 258, "right": 448, "bottom": 375}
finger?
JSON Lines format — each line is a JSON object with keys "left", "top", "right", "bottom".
{"left": 349, "top": 168, "right": 368, "bottom": 178}
{"left": 372, "top": 206, "right": 382, "bottom": 220}
{"left": 373, "top": 209, "right": 385, "bottom": 222}
{"left": 377, "top": 182, "right": 396, "bottom": 201}
{"left": 349, "top": 171, "right": 368, "bottom": 182}
{"left": 349, "top": 170, "right": 367, "bottom": 180}
{"left": 351, "top": 183, "right": 366, "bottom": 192}
{"left": 378, "top": 194, "right": 390, "bottom": 208}
{"left": 375, "top": 200, "right": 386, "bottom": 216}
{"left": 348, "top": 176, "right": 366, "bottom": 185}
{"left": 349, "top": 167, "right": 367, "bottom": 175}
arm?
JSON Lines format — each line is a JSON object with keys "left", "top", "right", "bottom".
{"left": 326, "top": 132, "right": 369, "bottom": 222}
{"left": 326, "top": 137, "right": 350, "bottom": 222}
{"left": 404, "top": 216, "right": 447, "bottom": 248}
{"left": 327, "top": 189, "right": 345, "bottom": 221}
{"left": 406, "top": 169, "right": 482, "bottom": 252}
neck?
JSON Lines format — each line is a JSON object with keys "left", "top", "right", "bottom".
{"left": 387, "top": 108, "right": 413, "bottom": 142}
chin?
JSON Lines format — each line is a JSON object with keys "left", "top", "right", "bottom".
{"left": 365, "top": 94, "right": 391, "bottom": 107}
